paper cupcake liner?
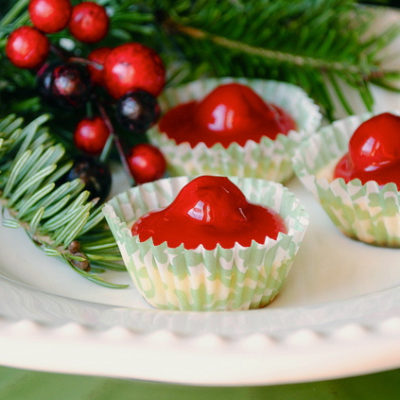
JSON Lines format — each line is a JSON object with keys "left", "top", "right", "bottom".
{"left": 292, "top": 111, "right": 400, "bottom": 247}
{"left": 147, "top": 78, "right": 321, "bottom": 182}
{"left": 103, "top": 176, "right": 309, "bottom": 311}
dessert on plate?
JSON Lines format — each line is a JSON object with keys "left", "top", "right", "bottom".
{"left": 293, "top": 111, "right": 400, "bottom": 247}
{"left": 333, "top": 113, "right": 400, "bottom": 189}
{"left": 103, "top": 175, "right": 309, "bottom": 311}
{"left": 147, "top": 78, "right": 321, "bottom": 182}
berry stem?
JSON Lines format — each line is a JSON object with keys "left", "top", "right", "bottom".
{"left": 99, "top": 134, "right": 113, "bottom": 164}
{"left": 86, "top": 101, "right": 93, "bottom": 118}
{"left": 97, "top": 103, "right": 134, "bottom": 184}
{"left": 69, "top": 57, "right": 103, "bottom": 70}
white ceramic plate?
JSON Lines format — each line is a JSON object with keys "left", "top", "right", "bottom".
{"left": 0, "top": 8, "right": 400, "bottom": 387}
{"left": 1, "top": 177, "right": 400, "bottom": 385}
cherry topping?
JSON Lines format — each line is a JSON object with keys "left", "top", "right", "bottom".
{"left": 334, "top": 153, "right": 353, "bottom": 182}
{"left": 126, "top": 144, "right": 166, "bottom": 184}
{"left": 87, "top": 47, "right": 111, "bottom": 86}
{"left": 6, "top": 26, "right": 49, "bottom": 69}
{"left": 131, "top": 176, "right": 287, "bottom": 250}
{"left": 334, "top": 113, "right": 400, "bottom": 189}
{"left": 104, "top": 43, "right": 166, "bottom": 99}
{"left": 69, "top": 2, "right": 109, "bottom": 43}
{"left": 159, "top": 83, "right": 296, "bottom": 148}
{"left": 349, "top": 112, "right": 400, "bottom": 172}
{"left": 116, "top": 90, "right": 160, "bottom": 133}
{"left": 195, "top": 83, "right": 274, "bottom": 132}
{"left": 74, "top": 116, "right": 110, "bottom": 155}
{"left": 29, "top": 0, "right": 72, "bottom": 33}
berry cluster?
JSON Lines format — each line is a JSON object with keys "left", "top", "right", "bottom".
{"left": 5, "top": 0, "right": 167, "bottom": 200}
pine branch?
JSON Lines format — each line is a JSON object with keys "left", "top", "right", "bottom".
{"left": 0, "top": 114, "right": 128, "bottom": 289}
{"left": 1, "top": 0, "right": 399, "bottom": 120}
{"left": 104, "top": 0, "right": 400, "bottom": 119}
{"left": 153, "top": 0, "right": 400, "bottom": 118}
{"left": 166, "top": 20, "right": 374, "bottom": 76}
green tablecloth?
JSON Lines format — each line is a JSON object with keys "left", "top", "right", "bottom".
{"left": 0, "top": 366, "right": 399, "bottom": 399}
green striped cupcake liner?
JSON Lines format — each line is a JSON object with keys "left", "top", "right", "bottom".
{"left": 147, "top": 78, "right": 321, "bottom": 183}
{"left": 293, "top": 111, "right": 400, "bottom": 247}
{"left": 103, "top": 176, "right": 309, "bottom": 311}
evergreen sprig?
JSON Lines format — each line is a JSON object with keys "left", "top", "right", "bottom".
{"left": 106, "top": 0, "right": 400, "bottom": 120}
{"left": 0, "top": 114, "right": 127, "bottom": 288}
{"left": 1, "top": 0, "right": 399, "bottom": 120}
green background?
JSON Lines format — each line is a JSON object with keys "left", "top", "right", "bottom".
{"left": 0, "top": 366, "right": 399, "bottom": 399}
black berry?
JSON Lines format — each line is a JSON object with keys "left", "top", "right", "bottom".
{"left": 116, "top": 90, "right": 160, "bottom": 134}
{"left": 37, "top": 62, "right": 57, "bottom": 101}
{"left": 65, "top": 156, "right": 112, "bottom": 203}
{"left": 50, "top": 63, "right": 91, "bottom": 109}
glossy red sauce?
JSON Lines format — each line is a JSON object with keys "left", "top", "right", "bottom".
{"left": 334, "top": 113, "right": 400, "bottom": 189}
{"left": 158, "top": 83, "right": 296, "bottom": 148}
{"left": 131, "top": 176, "right": 287, "bottom": 250}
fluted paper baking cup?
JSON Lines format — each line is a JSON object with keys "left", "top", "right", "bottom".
{"left": 103, "top": 177, "right": 309, "bottom": 311}
{"left": 293, "top": 111, "right": 400, "bottom": 247}
{"left": 147, "top": 78, "right": 321, "bottom": 182}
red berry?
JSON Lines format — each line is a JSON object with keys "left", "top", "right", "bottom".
{"left": 29, "top": 0, "right": 72, "bottom": 33}
{"left": 88, "top": 47, "right": 111, "bottom": 86}
{"left": 127, "top": 144, "right": 166, "bottom": 184}
{"left": 104, "top": 43, "right": 166, "bottom": 99}
{"left": 74, "top": 117, "right": 110, "bottom": 155}
{"left": 6, "top": 26, "right": 49, "bottom": 69}
{"left": 69, "top": 2, "right": 109, "bottom": 43}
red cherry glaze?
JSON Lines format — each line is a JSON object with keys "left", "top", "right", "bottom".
{"left": 104, "top": 43, "right": 166, "bottom": 99}
{"left": 73, "top": 117, "right": 110, "bottom": 155}
{"left": 334, "top": 113, "right": 400, "bottom": 189}
{"left": 131, "top": 176, "right": 287, "bottom": 250}
{"left": 127, "top": 144, "right": 166, "bottom": 184}
{"left": 69, "top": 2, "right": 109, "bottom": 43}
{"left": 6, "top": 26, "right": 49, "bottom": 69}
{"left": 29, "top": 0, "right": 72, "bottom": 33}
{"left": 334, "top": 153, "right": 400, "bottom": 188}
{"left": 88, "top": 47, "right": 111, "bottom": 86}
{"left": 159, "top": 83, "right": 296, "bottom": 148}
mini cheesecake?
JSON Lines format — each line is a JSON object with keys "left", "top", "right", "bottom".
{"left": 104, "top": 175, "right": 309, "bottom": 311}
{"left": 147, "top": 78, "right": 321, "bottom": 182}
{"left": 293, "top": 111, "right": 400, "bottom": 247}
{"left": 158, "top": 83, "right": 296, "bottom": 148}
{"left": 334, "top": 113, "right": 400, "bottom": 189}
